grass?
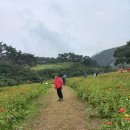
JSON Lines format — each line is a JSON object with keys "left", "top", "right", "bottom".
{"left": 67, "top": 72, "right": 130, "bottom": 129}
{"left": 0, "top": 82, "right": 51, "bottom": 130}
{"left": 31, "top": 62, "right": 73, "bottom": 71}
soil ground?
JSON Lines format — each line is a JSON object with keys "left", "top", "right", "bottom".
{"left": 26, "top": 86, "right": 102, "bottom": 130}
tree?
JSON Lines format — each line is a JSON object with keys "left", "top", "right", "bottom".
{"left": 0, "top": 42, "right": 7, "bottom": 59}
{"left": 21, "top": 53, "right": 37, "bottom": 66}
{"left": 82, "top": 56, "right": 98, "bottom": 67}
{"left": 125, "top": 41, "right": 130, "bottom": 63}
{"left": 5, "top": 45, "right": 18, "bottom": 65}
{"left": 114, "top": 41, "right": 130, "bottom": 65}
{"left": 37, "top": 52, "right": 98, "bottom": 67}
{"left": 0, "top": 42, "right": 37, "bottom": 66}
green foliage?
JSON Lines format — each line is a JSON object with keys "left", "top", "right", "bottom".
{"left": 114, "top": 40, "right": 130, "bottom": 65}
{"left": 35, "top": 62, "right": 104, "bottom": 80}
{"left": 0, "top": 83, "right": 51, "bottom": 130}
{"left": 37, "top": 52, "right": 98, "bottom": 67}
{"left": 114, "top": 46, "right": 126, "bottom": 65}
{"left": 68, "top": 72, "right": 130, "bottom": 129}
{"left": 0, "top": 42, "right": 37, "bottom": 66}
{"left": 32, "top": 62, "right": 73, "bottom": 71}
{"left": 0, "top": 63, "right": 40, "bottom": 87}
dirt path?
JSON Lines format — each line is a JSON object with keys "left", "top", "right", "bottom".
{"left": 27, "top": 86, "right": 101, "bottom": 130}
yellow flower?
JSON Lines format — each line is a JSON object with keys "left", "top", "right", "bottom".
{"left": 129, "top": 96, "right": 130, "bottom": 99}
{"left": 124, "top": 114, "right": 129, "bottom": 118}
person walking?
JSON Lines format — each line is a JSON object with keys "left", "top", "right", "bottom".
{"left": 84, "top": 72, "right": 87, "bottom": 78}
{"left": 62, "top": 73, "right": 67, "bottom": 85}
{"left": 54, "top": 75, "right": 64, "bottom": 101}
{"left": 94, "top": 72, "right": 97, "bottom": 77}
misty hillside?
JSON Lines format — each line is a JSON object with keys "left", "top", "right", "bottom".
{"left": 92, "top": 48, "right": 116, "bottom": 67}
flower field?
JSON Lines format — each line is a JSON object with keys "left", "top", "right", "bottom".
{"left": 0, "top": 83, "right": 50, "bottom": 130}
{"left": 68, "top": 72, "right": 130, "bottom": 129}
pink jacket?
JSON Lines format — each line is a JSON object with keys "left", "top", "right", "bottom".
{"left": 54, "top": 77, "right": 63, "bottom": 89}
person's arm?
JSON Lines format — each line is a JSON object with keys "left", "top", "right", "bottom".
{"left": 60, "top": 78, "right": 63, "bottom": 86}
{"left": 54, "top": 79, "right": 57, "bottom": 89}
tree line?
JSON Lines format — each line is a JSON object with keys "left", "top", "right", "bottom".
{"left": 1, "top": 40, "right": 130, "bottom": 67}
{"left": 0, "top": 42, "right": 98, "bottom": 67}
{"left": 114, "top": 41, "right": 130, "bottom": 65}
{"left": 0, "top": 42, "right": 37, "bottom": 66}
{"left": 0, "top": 42, "right": 100, "bottom": 87}
{"left": 1, "top": 40, "right": 129, "bottom": 87}
{"left": 37, "top": 52, "right": 98, "bottom": 67}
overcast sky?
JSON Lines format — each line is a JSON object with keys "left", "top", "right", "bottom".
{"left": 0, "top": 0, "right": 130, "bottom": 57}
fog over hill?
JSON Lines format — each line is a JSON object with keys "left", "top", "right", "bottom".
{"left": 92, "top": 48, "right": 116, "bottom": 67}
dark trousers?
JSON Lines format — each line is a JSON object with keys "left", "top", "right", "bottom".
{"left": 62, "top": 78, "right": 66, "bottom": 85}
{"left": 57, "top": 88, "right": 63, "bottom": 99}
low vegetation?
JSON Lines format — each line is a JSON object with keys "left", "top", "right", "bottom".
{"left": 68, "top": 72, "right": 130, "bottom": 129}
{"left": 32, "top": 62, "right": 73, "bottom": 71}
{"left": 36, "top": 62, "right": 105, "bottom": 80}
{"left": 0, "top": 83, "right": 51, "bottom": 130}
{"left": 0, "top": 63, "right": 40, "bottom": 87}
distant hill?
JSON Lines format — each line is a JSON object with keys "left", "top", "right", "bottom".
{"left": 92, "top": 48, "right": 116, "bottom": 67}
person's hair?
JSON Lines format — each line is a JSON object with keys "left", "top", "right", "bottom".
{"left": 55, "top": 73, "right": 61, "bottom": 77}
